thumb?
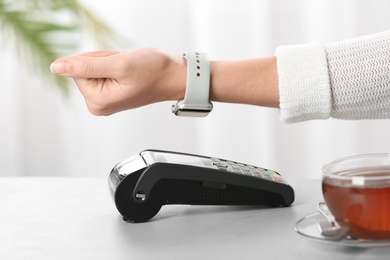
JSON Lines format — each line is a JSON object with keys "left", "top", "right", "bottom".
{"left": 50, "top": 55, "right": 115, "bottom": 78}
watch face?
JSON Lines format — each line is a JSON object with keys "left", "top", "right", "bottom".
{"left": 174, "top": 109, "right": 211, "bottom": 117}
{"left": 172, "top": 101, "right": 213, "bottom": 117}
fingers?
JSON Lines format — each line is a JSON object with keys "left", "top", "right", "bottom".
{"left": 50, "top": 50, "right": 122, "bottom": 78}
{"left": 75, "top": 50, "right": 120, "bottom": 57}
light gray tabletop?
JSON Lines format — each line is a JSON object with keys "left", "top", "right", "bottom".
{"left": 0, "top": 177, "right": 389, "bottom": 260}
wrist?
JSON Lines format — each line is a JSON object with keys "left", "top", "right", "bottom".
{"left": 171, "top": 52, "right": 213, "bottom": 117}
{"left": 163, "top": 54, "right": 187, "bottom": 102}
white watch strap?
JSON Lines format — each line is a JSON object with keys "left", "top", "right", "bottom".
{"left": 182, "top": 52, "right": 210, "bottom": 104}
{"left": 172, "top": 52, "right": 213, "bottom": 117}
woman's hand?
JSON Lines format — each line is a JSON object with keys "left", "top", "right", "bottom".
{"left": 51, "top": 48, "right": 279, "bottom": 116}
{"left": 50, "top": 48, "right": 186, "bottom": 115}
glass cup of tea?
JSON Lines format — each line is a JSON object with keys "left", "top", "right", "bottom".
{"left": 322, "top": 154, "right": 390, "bottom": 240}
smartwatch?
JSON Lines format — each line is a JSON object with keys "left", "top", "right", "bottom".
{"left": 172, "top": 52, "right": 213, "bottom": 117}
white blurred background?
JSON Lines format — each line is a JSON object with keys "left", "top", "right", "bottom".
{"left": 1, "top": 0, "right": 390, "bottom": 179}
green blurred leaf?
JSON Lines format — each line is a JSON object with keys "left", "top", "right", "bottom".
{"left": 0, "top": 0, "right": 127, "bottom": 94}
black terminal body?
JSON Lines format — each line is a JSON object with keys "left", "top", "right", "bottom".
{"left": 108, "top": 149, "right": 295, "bottom": 223}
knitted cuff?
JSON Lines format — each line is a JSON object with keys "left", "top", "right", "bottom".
{"left": 276, "top": 42, "right": 331, "bottom": 123}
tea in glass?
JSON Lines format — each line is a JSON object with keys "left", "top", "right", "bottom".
{"left": 322, "top": 154, "right": 390, "bottom": 240}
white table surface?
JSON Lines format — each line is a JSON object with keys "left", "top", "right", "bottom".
{"left": 1, "top": 177, "right": 389, "bottom": 260}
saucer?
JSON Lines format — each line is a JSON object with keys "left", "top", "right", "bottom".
{"left": 294, "top": 212, "right": 390, "bottom": 247}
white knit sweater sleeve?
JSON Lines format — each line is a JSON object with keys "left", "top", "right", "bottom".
{"left": 275, "top": 30, "right": 390, "bottom": 123}
{"left": 276, "top": 42, "right": 331, "bottom": 123}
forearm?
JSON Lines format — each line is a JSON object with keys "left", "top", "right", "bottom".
{"left": 50, "top": 30, "right": 390, "bottom": 120}
{"left": 209, "top": 57, "right": 279, "bottom": 107}
{"left": 171, "top": 56, "right": 280, "bottom": 108}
